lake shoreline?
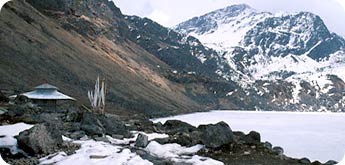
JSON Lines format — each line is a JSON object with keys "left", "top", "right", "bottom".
{"left": 153, "top": 110, "right": 345, "bottom": 163}
{"left": 0, "top": 100, "right": 341, "bottom": 164}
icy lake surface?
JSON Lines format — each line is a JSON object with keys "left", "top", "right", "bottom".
{"left": 152, "top": 110, "right": 345, "bottom": 163}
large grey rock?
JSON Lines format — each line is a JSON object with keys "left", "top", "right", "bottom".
{"left": 197, "top": 121, "right": 234, "bottom": 148}
{"left": 244, "top": 131, "right": 261, "bottom": 145}
{"left": 170, "top": 131, "right": 202, "bottom": 147}
{"left": 80, "top": 112, "right": 105, "bottom": 136}
{"left": 98, "top": 115, "right": 131, "bottom": 138}
{"left": 263, "top": 141, "right": 273, "bottom": 150}
{"left": 65, "top": 108, "right": 82, "bottom": 122}
{"left": 299, "top": 158, "right": 311, "bottom": 164}
{"left": 16, "top": 123, "right": 63, "bottom": 155}
{"left": 135, "top": 133, "right": 149, "bottom": 148}
{"left": 324, "top": 160, "right": 338, "bottom": 165}
{"left": 163, "top": 120, "right": 196, "bottom": 135}
{"left": 272, "top": 146, "right": 284, "bottom": 156}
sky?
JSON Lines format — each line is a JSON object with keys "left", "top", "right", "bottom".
{"left": 114, "top": 0, "right": 345, "bottom": 37}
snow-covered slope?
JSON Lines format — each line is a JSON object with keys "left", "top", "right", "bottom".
{"left": 175, "top": 4, "right": 271, "bottom": 52}
{"left": 175, "top": 4, "right": 345, "bottom": 112}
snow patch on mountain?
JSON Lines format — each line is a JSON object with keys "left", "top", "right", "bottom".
{"left": 175, "top": 4, "right": 271, "bottom": 52}
{"left": 190, "top": 11, "right": 270, "bottom": 51}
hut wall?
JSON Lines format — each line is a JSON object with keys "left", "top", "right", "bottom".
{"left": 32, "top": 99, "right": 57, "bottom": 111}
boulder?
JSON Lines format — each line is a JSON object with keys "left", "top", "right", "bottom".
{"left": 324, "top": 160, "right": 338, "bottom": 165}
{"left": 80, "top": 112, "right": 104, "bottom": 136}
{"left": 197, "top": 121, "right": 234, "bottom": 148}
{"left": 299, "top": 158, "right": 311, "bottom": 164}
{"left": 263, "top": 141, "right": 273, "bottom": 150}
{"left": 65, "top": 108, "right": 82, "bottom": 122}
{"left": 244, "top": 131, "right": 261, "bottom": 145}
{"left": 311, "top": 161, "right": 322, "bottom": 165}
{"left": 16, "top": 123, "right": 63, "bottom": 155}
{"left": 98, "top": 115, "right": 131, "bottom": 138}
{"left": 272, "top": 146, "right": 284, "bottom": 156}
{"left": 135, "top": 133, "right": 149, "bottom": 148}
{"left": 233, "top": 131, "right": 246, "bottom": 143}
{"left": 162, "top": 120, "right": 196, "bottom": 135}
{"left": 170, "top": 131, "right": 202, "bottom": 147}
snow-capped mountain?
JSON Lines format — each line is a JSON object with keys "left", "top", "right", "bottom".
{"left": 175, "top": 4, "right": 345, "bottom": 112}
{"left": 175, "top": 4, "right": 271, "bottom": 51}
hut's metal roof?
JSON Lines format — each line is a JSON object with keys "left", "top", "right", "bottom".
{"left": 34, "top": 84, "right": 58, "bottom": 90}
{"left": 18, "top": 84, "right": 75, "bottom": 100}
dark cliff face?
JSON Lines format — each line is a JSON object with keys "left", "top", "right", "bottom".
{"left": 26, "top": 0, "right": 127, "bottom": 40}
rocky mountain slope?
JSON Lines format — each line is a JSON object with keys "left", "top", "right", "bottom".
{"left": 0, "top": 0, "right": 199, "bottom": 117}
{"left": 0, "top": 0, "right": 264, "bottom": 117}
{"left": 175, "top": 4, "right": 345, "bottom": 112}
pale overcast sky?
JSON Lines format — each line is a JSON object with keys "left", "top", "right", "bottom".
{"left": 114, "top": 0, "right": 345, "bottom": 37}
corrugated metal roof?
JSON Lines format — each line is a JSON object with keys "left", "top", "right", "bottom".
{"left": 34, "top": 83, "right": 58, "bottom": 90}
{"left": 10, "top": 84, "right": 75, "bottom": 100}
{"left": 22, "top": 90, "right": 75, "bottom": 100}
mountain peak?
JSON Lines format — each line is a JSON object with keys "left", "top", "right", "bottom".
{"left": 221, "top": 4, "right": 253, "bottom": 13}
{"left": 174, "top": 4, "right": 258, "bottom": 36}
{"left": 205, "top": 4, "right": 255, "bottom": 20}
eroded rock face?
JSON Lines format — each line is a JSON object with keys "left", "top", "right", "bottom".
{"left": 197, "top": 121, "right": 234, "bottom": 149}
{"left": 16, "top": 123, "right": 63, "bottom": 155}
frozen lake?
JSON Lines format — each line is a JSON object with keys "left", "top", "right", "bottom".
{"left": 152, "top": 110, "right": 345, "bottom": 163}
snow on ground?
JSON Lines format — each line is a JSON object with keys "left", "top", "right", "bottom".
{"left": 145, "top": 141, "right": 223, "bottom": 165}
{"left": 40, "top": 131, "right": 222, "bottom": 165}
{"left": 0, "top": 123, "right": 221, "bottom": 164}
{"left": 107, "top": 131, "right": 169, "bottom": 145}
{"left": 152, "top": 110, "right": 345, "bottom": 163}
{"left": 40, "top": 139, "right": 152, "bottom": 165}
{"left": 0, "top": 123, "right": 33, "bottom": 154}
{"left": 146, "top": 141, "right": 202, "bottom": 159}
{"left": 40, "top": 133, "right": 161, "bottom": 165}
